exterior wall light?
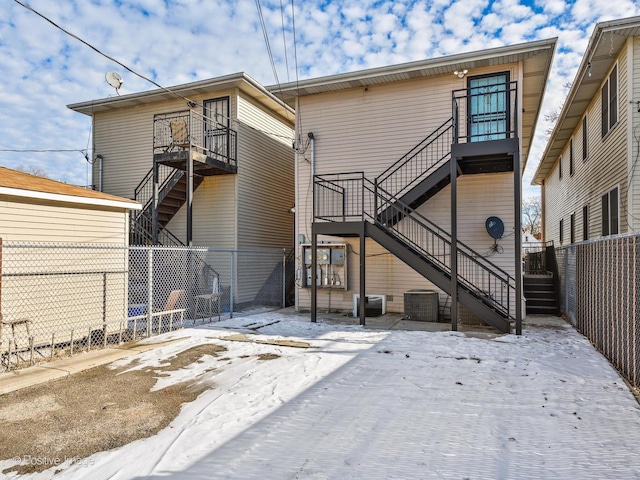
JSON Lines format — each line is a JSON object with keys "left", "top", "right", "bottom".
{"left": 454, "top": 69, "right": 468, "bottom": 78}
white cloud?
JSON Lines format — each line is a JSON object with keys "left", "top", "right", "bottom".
{"left": 1, "top": 0, "right": 640, "bottom": 195}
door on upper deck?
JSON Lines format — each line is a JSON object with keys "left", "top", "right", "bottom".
{"left": 467, "top": 72, "right": 509, "bottom": 142}
{"left": 203, "top": 96, "right": 230, "bottom": 161}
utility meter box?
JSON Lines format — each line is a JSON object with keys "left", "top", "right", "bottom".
{"left": 301, "top": 244, "right": 347, "bottom": 289}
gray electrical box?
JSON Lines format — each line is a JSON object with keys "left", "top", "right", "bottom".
{"left": 301, "top": 244, "right": 347, "bottom": 289}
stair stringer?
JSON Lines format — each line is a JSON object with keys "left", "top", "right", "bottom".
{"left": 364, "top": 222, "right": 512, "bottom": 333}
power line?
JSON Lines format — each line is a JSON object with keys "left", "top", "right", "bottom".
{"left": 255, "top": 0, "right": 280, "bottom": 87}
{"left": 289, "top": 0, "right": 307, "bottom": 154}
{"left": 279, "top": 0, "right": 290, "bottom": 83}
{"left": 13, "top": 0, "right": 295, "bottom": 142}
{"left": 0, "top": 148, "right": 87, "bottom": 153}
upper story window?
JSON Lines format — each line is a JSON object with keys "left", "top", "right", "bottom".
{"left": 601, "top": 64, "right": 618, "bottom": 138}
{"left": 570, "top": 212, "right": 575, "bottom": 244}
{"left": 582, "top": 116, "right": 588, "bottom": 161}
{"left": 559, "top": 218, "right": 564, "bottom": 244}
{"left": 601, "top": 186, "right": 619, "bottom": 236}
{"left": 569, "top": 139, "right": 574, "bottom": 176}
{"left": 582, "top": 204, "right": 589, "bottom": 241}
{"left": 558, "top": 155, "right": 563, "bottom": 180}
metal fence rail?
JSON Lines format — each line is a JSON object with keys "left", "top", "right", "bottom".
{"left": 0, "top": 241, "right": 289, "bottom": 372}
{"left": 556, "top": 233, "right": 639, "bottom": 389}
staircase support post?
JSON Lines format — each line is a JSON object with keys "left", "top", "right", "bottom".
{"left": 359, "top": 223, "right": 366, "bottom": 326}
{"left": 514, "top": 149, "right": 523, "bottom": 335}
{"left": 152, "top": 160, "right": 159, "bottom": 245}
{"left": 186, "top": 151, "right": 194, "bottom": 247}
{"left": 311, "top": 229, "right": 318, "bottom": 323}
{"left": 450, "top": 154, "right": 458, "bottom": 331}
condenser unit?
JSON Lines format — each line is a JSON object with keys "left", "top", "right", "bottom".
{"left": 404, "top": 289, "right": 439, "bottom": 322}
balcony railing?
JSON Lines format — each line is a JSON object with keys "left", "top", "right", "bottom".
{"left": 452, "top": 81, "right": 518, "bottom": 144}
{"left": 153, "top": 110, "right": 237, "bottom": 167}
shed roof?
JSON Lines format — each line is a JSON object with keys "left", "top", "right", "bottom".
{"left": 532, "top": 16, "right": 640, "bottom": 185}
{"left": 0, "top": 166, "right": 140, "bottom": 210}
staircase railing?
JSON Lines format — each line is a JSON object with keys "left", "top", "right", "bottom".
{"left": 314, "top": 173, "right": 515, "bottom": 321}
{"left": 376, "top": 118, "right": 453, "bottom": 199}
{"left": 130, "top": 210, "right": 184, "bottom": 247}
{"left": 134, "top": 164, "right": 185, "bottom": 213}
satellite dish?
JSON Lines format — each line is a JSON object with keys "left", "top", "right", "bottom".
{"left": 105, "top": 71, "right": 123, "bottom": 93}
{"left": 485, "top": 216, "right": 505, "bottom": 240}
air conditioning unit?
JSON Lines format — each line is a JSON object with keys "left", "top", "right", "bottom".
{"left": 404, "top": 289, "right": 439, "bottom": 322}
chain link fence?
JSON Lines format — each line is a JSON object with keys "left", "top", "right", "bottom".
{"left": 556, "top": 233, "right": 639, "bottom": 389}
{"left": 0, "top": 241, "right": 289, "bottom": 372}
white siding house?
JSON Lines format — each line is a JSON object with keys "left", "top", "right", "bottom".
{"left": 533, "top": 16, "right": 640, "bottom": 245}
{"left": 68, "top": 73, "right": 296, "bottom": 307}
{"left": 273, "top": 39, "right": 557, "bottom": 333}
{"left": 0, "top": 166, "right": 140, "bottom": 350}
{"left": 68, "top": 73, "right": 295, "bottom": 251}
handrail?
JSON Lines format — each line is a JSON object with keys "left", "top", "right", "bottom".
{"left": 376, "top": 118, "right": 453, "bottom": 199}
{"left": 313, "top": 173, "right": 515, "bottom": 321}
{"left": 134, "top": 165, "right": 183, "bottom": 213}
{"left": 152, "top": 110, "right": 238, "bottom": 167}
{"left": 367, "top": 180, "right": 514, "bottom": 319}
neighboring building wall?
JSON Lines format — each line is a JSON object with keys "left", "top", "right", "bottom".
{"left": 544, "top": 41, "right": 632, "bottom": 245}
{"left": 294, "top": 65, "right": 521, "bottom": 313}
{"left": 631, "top": 37, "right": 640, "bottom": 231}
{"left": 0, "top": 196, "right": 129, "bottom": 243}
{"left": 0, "top": 196, "right": 131, "bottom": 345}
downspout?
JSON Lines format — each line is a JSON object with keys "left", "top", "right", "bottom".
{"left": 98, "top": 154, "right": 103, "bottom": 192}
{"left": 309, "top": 132, "right": 315, "bottom": 178}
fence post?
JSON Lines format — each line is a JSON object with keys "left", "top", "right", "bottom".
{"left": 147, "top": 247, "right": 153, "bottom": 337}
{"left": 230, "top": 251, "right": 235, "bottom": 318}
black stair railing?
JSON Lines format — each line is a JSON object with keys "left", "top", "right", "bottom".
{"left": 451, "top": 81, "right": 518, "bottom": 144}
{"left": 376, "top": 118, "right": 453, "bottom": 200}
{"left": 130, "top": 210, "right": 184, "bottom": 246}
{"left": 134, "top": 164, "right": 184, "bottom": 213}
{"left": 153, "top": 110, "right": 238, "bottom": 167}
{"left": 314, "top": 173, "right": 515, "bottom": 321}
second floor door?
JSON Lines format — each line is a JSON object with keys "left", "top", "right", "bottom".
{"left": 467, "top": 73, "right": 509, "bottom": 142}
{"left": 203, "top": 97, "right": 230, "bottom": 160}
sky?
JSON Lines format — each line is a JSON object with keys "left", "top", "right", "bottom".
{"left": 1, "top": 1, "right": 640, "bottom": 200}
{"left": 2, "top": 311, "right": 640, "bottom": 478}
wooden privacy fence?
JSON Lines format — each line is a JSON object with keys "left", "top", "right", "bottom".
{"left": 556, "top": 233, "right": 639, "bottom": 389}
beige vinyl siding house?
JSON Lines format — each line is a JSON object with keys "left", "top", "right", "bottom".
{"left": 534, "top": 17, "right": 640, "bottom": 244}
{"left": 0, "top": 166, "right": 140, "bottom": 348}
{"left": 273, "top": 39, "right": 556, "bottom": 333}
{"left": 69, "top": 74, "right": 295, "bottom": 306}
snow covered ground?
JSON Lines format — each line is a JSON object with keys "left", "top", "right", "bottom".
{"left": 8, "top": 312, "right": 640, "bottom": 479}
